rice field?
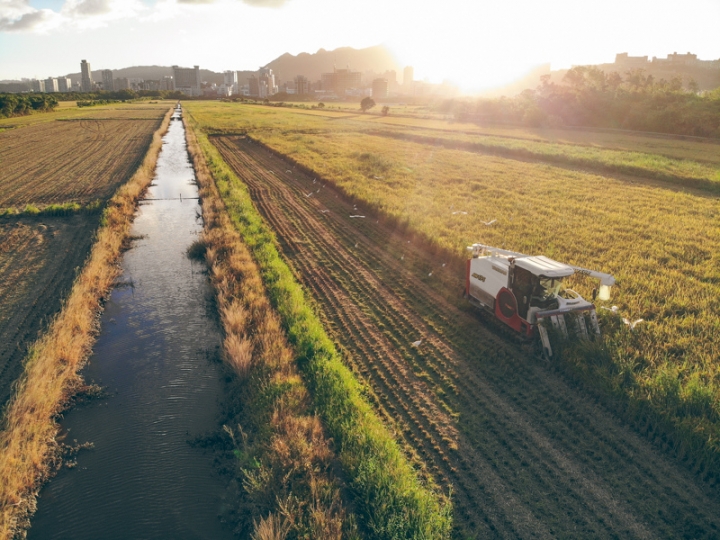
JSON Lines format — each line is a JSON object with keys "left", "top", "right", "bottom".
{"left": 185, "top": 101, "right": 720, "bottom": 505}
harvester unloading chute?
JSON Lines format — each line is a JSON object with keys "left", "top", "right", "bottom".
{"left": 465, "top": 243, "right": 615, "bottom": 358}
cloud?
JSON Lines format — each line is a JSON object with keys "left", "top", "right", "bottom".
{"left": 177, "top": 0, "right": 215, "bottom": 3}
{"left": 0, "top": 0, "right": 145, "bottom": 32}
{"left": 0, "top": 9, "right": 47, "bottom": 31}
{"left": 241, "top": 0, "right": 289, "bottom": 7}
{"left": 63, "top": 0, "right": 113, "bottom": 17}
{"left": 0, "top": 1, "right": 61, "bottom": 32}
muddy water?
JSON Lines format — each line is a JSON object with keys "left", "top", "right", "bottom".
{"left": 29, "top": 109, "right": 235, "bottom": 540}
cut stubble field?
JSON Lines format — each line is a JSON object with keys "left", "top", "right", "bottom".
{"left": 0, "top": 216, "right": 99, "bottom": 409}
{"left": 0, "top": 113, "right": 165, "bottom": 209}
{"left": 0, "top": 105, "right": 170, "bottom": 412}
{"left": 184, "top": 100, "right": 720, "bottom": 537}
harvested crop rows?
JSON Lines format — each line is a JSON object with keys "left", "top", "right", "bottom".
{"left": 0, "top": 112, "right": 165, "bottom": 208}
{"left": 0, "top": 215, "right": 98, "bottom": 408}
{"left": 213, "top": 135, "right": 720, "bottom": 539}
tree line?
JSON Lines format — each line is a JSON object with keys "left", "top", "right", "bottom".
{"left": 447, "top": 67, "right": 720, "bottom": 138}
{"left": 0, "top": 94, "right": 59, "bottom": 118}
{"left": 0, "top": 89, "right": 187, "bottom": 119}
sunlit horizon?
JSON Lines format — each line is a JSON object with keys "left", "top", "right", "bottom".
{"left": 1, "top": 0, "right": 718, "bottom": 95}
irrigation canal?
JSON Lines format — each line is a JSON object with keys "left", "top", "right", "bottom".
{"left": 29, "top": 108, "right": 235, "bottom": 539}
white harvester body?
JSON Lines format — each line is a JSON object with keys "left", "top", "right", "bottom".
{"left": 465, "top": 243, "right": 615, "bottom": 357}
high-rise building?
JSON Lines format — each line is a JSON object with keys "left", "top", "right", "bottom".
{"left": 160, "top": 76, "right": 174, "bottom": 91}
{"left": 172, "top": 65, "right": 201, "bottom": 96}
{"left": 403, "top": 66, "right": 414, "bottom": 87}
{"left": 321, "top": 68, "right": 361, "bottom": 96}
{"left": 32, "top": 79, "right": 46, "bottom": 93}
{"left": 57, "top": 77, "right": 71, "bottom": 92}
{"left": 80, "top": 59, "right": 94, "bottom": 92}
{"left": 223, "top": 70, "right": 238, "bottom": 94}
{"left": 294, "top": 75, "right": 309, "bottom": 95}
{"left": 372, "top": 78, "right": 388, "bottom": 99}
{"left": 101, "top": 69, "right": 114, "bottom": 92}
{"left": 258, "top": 67, "right": 277, "bottom": 96}
{"left": 115, "top": 78, "right": 130, "bottom": 90}
{"left": 248, "top": 76, "right": 259, "bottom": 97}
{"left": 44, "top": 77, "right": 59, "bottom": 93}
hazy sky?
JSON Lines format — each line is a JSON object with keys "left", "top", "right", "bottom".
{"left": 1, "top": 0, "right": 719, "bottom": 92}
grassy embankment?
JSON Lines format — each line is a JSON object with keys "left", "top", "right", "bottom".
{"left": 185, "top": 113, "right": 453, "bottom": 538}
{"left": 185, "top": 120, "right": 358, "bottom": 539}
{"left": 0, "top": 108, "right": 173, "bottom": 538}
{"left": 187, "top": 101, "right": 720, "bottom": 480}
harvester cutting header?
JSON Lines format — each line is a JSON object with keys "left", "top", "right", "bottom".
{"left": 465, "top": 243, "right": 615, "bottom": 357}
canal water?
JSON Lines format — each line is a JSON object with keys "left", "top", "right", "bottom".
{"left": 29, "top": 108, "right": 235, "bottom": 540}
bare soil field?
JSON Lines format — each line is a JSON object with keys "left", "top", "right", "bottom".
{"left": 212, "top": 135, "right": 720, "bottom": 539}
{"left": 0, "top": 109, "right": 166, "bottom": 208}
{"left": 0, "top": 215, "right": 98, "bottom": 408}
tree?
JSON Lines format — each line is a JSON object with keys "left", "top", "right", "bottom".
{"left": 360, "top": 97, "right": 375, "bottom": 112}
{"left": 381, "top": 105, "right": 390, "bottom": 116}
{"left": 317, "top": 102, "right": 325, "bottom": 108}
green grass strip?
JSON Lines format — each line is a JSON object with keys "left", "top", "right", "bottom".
{"left": 0, "top": 200, "right": 103, "bottom": 217}
{"left": 188, "top": 118, "right": 453, "bottom": 539}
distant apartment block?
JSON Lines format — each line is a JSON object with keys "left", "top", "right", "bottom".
{"left": 223, "top": 70, "right": 238, "bottom": 94}
{"left": 258, "top": 67, "right": 277, "bottom": 96}
{"left": 614, "top": 53, "right": 648, "bottom": 67}
{"left": 372, "top": 78, "right": 388, "bottom": 99}
{"left": 615, "top": 51, "right": 720, "bottom": 70}
{"left": 101, "top": 69, "right": 114, "bottom": 92}
{"left": 80, "top": 59, "right": 94, "bottom": 92}
{"left": 115, "top": 78, "right": 130, "bottom": 90}
{"left": 248, "top": 76, "right": 259, "bottom": 97}
{"left": 57, "top": 77, "right": 71, "bottom": 92}
{"left": 321, "top": 68, "right": 361, "bottom": 96}
{"left": 44, "top": 77, "right": 59, "bottom": 93}
{"left": 294, "top": 75, "right": 309, "bottom": 95}
{"left": 32, "top": 79, "right": 45, "bottom": 93}
{"left": 403, "top": 66, "right": 414, "bottom": 86}
{"left": 172, "top": 65, "right": 201, "bottom": 96}
{"left": 160, "top": 76, "right": 174, "bottom": 91}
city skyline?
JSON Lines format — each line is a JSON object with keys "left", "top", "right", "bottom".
{"left": 1, "top": 0, "right": 719, "bottom": 92}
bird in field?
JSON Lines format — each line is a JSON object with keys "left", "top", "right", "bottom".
{"left": 428, "top": 271, "right": 433, "bottom": 277}
{"left": 400, "top": 255, "right": 404, "bottom": 260}
{"left": 411, "top": 339, "right": 422, "bottom": 348}
{"left": 354, "top": 242, "right": 358, "bottom": 248}
{"left": 482, "top": 219, "right": 497, "bottom": 226}
{"left": 623, "top": 318, "right": 644, "bottom": 330}
{"left": 320, "top": 209, "right": 330, "bottom": 213}
{"left": 305, "top": 192, "right": 313, "bottom": 198}
{"left": 313, "top": 179, "right": 316, "bottom": 184}
{"left": 600, "top": 306, "right": 620, "bottom": 313}
{"left": 442, "top": 263, "right": 446, "bottom": 267}
{"left": 286, "top": 170, "right": 292, "bottom": 173}
{"left": 350, "top": 215, "right": 365, "bottom": 218}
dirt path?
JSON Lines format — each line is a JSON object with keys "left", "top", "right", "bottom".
{"left": 213, "top": 135, "right": 720, "bottom": 539}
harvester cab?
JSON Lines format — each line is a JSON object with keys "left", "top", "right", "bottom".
{"left": 465, "top": 243, "right": 615, "bottom": 357}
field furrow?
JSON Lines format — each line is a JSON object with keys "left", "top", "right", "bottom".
{"left": 212, "top": 135, "right": 720, "bottom": 539}
{"left": 0, "top": 115, "right": 164, "bottom": 208}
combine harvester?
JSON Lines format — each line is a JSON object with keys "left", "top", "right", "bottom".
{"left": 465, "top": 243, "right": 615, "bottom": 357}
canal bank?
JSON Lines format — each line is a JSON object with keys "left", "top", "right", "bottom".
{"left": 29, "top": 108, "right": 235, "bottom": 540}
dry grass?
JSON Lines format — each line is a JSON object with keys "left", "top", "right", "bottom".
{"left": 185, "top": 100, "right": 720, "bottom": 479}
{"left": 185, "top": 119, "right": 352, "bottom": 539}
{"left": 0, "top": 107, "right": 172, "bottom": 539}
